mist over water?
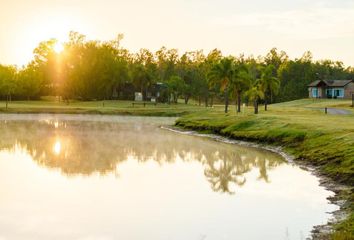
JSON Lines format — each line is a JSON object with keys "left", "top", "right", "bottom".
{"left": 0, "top": 114, "right": 338, "bottom": 240}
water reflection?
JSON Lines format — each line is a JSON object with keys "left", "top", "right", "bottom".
{"left": 0, "top": 116, "right": 338, "bottom": 240}
{"left": 53, "top": 140, "right": 61, "bottom": 155}
{"left": 0, "top": 118, "right": 284, "bottom": 194}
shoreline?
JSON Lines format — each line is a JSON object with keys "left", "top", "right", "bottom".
{"left": 165, "top": 125, "right": 351, "bottom": 239}
{"left": 0, "top": 109, "right": 188, "bottom": 117}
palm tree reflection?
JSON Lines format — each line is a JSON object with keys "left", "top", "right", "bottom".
{"left": 204, "top": 159, "right": 246, "bottom": 194}
{"left": 0, "top": 119, "right": 284, "bottom": 194}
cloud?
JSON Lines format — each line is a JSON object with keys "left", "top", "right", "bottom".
{"left": 211, "top": 7, "right": 354, "bottom": 40}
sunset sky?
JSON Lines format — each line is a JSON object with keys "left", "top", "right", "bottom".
{"left": 1, "top": 0, "right": 354, "bottom": 67}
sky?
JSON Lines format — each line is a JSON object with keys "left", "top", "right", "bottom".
{"left": 1, "top": 0, "right": 354, "bottom": 67}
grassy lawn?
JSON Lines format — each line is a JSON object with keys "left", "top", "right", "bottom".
{"left": 176, "top": 99, "right": 354, "bottom": 238}
{"left": 0, "top": 98, "right": 209, "bottom": 116}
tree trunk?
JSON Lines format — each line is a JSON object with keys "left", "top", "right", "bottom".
{"left": 5, "top": 95, "right": 8, "bottom": 109}
{"left": 184, "top": 95, "right": 189, "bottom": 104}
{"left": 65, "top": 97, "right": 70, "bottom": 105}
{"left": 237, "top": 90, "right": 241, "bottom": 113}
{"left": 141, "top": 87, "right": 145, "bottom": 101}
{"left": 205, "top": 97, "right": 208, "bottom": 107}
{"left": 224, "top": 88, "right": 229, "bottom": 113}
{"left": 264, "top": 97, "right": 268, "bottom": 111}
{"left": 254, "top": 99, "right": 258, "bottom": 114}
{"left": 210, "top": 96, "right": 214, "bottom": 107}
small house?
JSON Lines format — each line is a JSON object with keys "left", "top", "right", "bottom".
{"left": 146, "top": 82, "right": 168, "bottom": 102}
{"left": 308, "top": 80, "right": 354, "bottom": 99}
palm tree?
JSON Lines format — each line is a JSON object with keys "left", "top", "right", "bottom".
{"left": 259, "top": 65, "right": 280, "bottom": 111}
{"left": 245, "top": 81, "right": 264, "bottom": 114}
{"left": 231, "top": 64, "right": 251, "bottom": 113}
{"left": 208, "top": 57, "right": 234, "bottom": 113}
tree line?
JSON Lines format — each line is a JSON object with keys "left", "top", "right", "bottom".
{"left": 1, "top": 31, "right": 353, "bottom": 113}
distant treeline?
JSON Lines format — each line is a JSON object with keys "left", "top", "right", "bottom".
{"left": 0, "top": 32, "right": 353, "bottom": 111}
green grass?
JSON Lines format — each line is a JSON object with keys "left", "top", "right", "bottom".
{"left": 176, "top": 99, "right": 354, "bottom": 239}
{"left": 0, "top": 98, "right": 208, "bottom": 116}
{"left": 276, "top": 98, "right": 353, "bottom": 109}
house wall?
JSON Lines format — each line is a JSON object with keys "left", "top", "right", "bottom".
{"left": 344, "top": 82, "right": 354, "bottom": 99}
{"left": 309, "top": 87, "right": 315, "bottom": 98}
{"left": 308, "top": 87, "right": 324, "bottom": 98}
{"left": 327, "top": 87, "right": 345, "bottom": 98}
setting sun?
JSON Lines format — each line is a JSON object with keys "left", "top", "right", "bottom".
{"left": 53, "top": 42, "right": 64, "bottom": 54}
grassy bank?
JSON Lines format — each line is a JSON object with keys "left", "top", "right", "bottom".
{"left": 176, "top": 99, "right": 354, "bottom": 238}
{"left": 0, "top": 98, "right": 208, "bottom": 116}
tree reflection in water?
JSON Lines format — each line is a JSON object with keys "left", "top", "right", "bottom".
{"left": 204, "top": 158, "right": 246, "bottom": 194}
{"left": 0, "top": 119, "right": 285, "bottom": 194}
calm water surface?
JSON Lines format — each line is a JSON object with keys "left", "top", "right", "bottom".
{"left": 0, "top": 114, "right": 337, "bottom": 240}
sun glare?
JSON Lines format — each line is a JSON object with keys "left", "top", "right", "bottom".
{"left": 53, "top": 140, "right": 62, "bottom": 155}
{"left": 53, "top": 42, "right": 64, "bottom": 54}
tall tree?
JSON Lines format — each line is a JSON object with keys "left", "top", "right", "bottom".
{"left": 17, "top": 63, "right": 43, "bottom": 100}
{"left": 208, "top": 57, "right": 235, "bottom": 113}
{"left": 245, "top": 81, "right": 264, "bottom": 114}
{"left": 264, "top": 48, "right": 288, "bottom": 73}
{"left": 0, "top": 65, "right": 17, "bottom": 108}
{"left": 231, "top": 61, "right": 251, "bottom": 113}
{"left": 259, "top": 65, "right": 280, "bottom": 111}
{"left": 205, "top": 49, "right": 223, "bottom": 107}
{"left": 167, "top": 75, "right": 184, "bottom": 103}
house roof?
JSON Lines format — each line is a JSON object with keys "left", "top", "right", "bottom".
{"left": 308, "top": 80, "right": 321, "bottom": 87}
{"left": 308, "top": 80, "right": 353, "bottom": 87}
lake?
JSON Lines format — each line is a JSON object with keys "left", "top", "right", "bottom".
{"left": 0, "top": 114, "right": 337, "bottom": 240}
